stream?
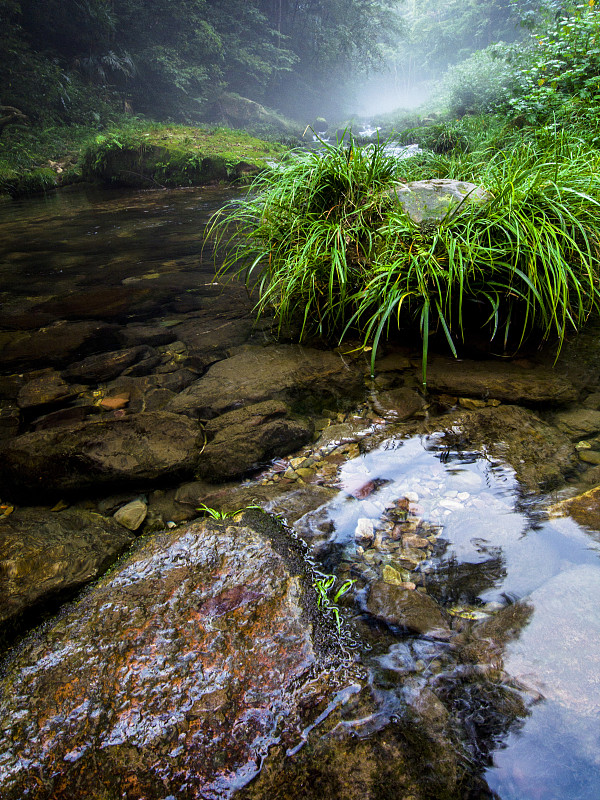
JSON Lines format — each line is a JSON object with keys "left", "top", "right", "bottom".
{"left": 1, "top": 185, "right": 600, "bottom": 799}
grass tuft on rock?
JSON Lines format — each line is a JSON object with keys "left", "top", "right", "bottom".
{"left": 209, "top": 133, "right": 600, "bottom": 380}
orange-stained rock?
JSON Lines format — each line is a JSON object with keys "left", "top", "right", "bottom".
{"left": 0, "top": 513, "right": 351, "bottom": 799}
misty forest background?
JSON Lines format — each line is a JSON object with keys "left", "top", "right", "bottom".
{"left": 2, "top": 0, "right": 600, "bottom": 156}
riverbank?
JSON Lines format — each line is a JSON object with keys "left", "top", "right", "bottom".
{"left": 0, "top": 121, "right": 288, "bottom": 198}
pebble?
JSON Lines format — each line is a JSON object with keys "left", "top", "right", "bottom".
{"left": 355, "top": 517, "right": 375, "bottom": 542}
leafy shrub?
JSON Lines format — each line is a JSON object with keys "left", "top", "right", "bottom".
{"left": 210, "top": 135, "right": 600, "bottom": 379}
{"left": 437, "top": 44, "right": 521, "bottom": 117}
{"left": 507, "top": 1, "right": 600, "bottom": 124}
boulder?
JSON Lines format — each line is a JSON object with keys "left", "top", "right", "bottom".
{"left": 391, "top": 179, "right": 492, "bottom": 224}
{"left": 0, "top": 515, "right": 351, "bottom": 800}
{"left": 0, "top": 507, "right": 134, "bottom": 640}
{"left": 196, "top": 399, "right": 314, "bottom": 481}
{"left": 1, "top": 411, "right": 204, "bottom": 495}
{"left": 372, "top": 386, "right": 425, "bottom": 419}
{"left": 423, "top": 356, "right": 577, "bottom": 405}
{"left": 167, "top": 344, "right": 364, "bottom": 419}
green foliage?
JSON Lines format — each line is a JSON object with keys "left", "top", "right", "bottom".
{"left": 313, "top": 574, "right": 356, "bottom": 633}
{"left": 436, "top": 45, "right": 522, "bottom": 116}
{"left": 195, "top": 503, "right": 261, "bottom": 520}
{"left": 210, "top": 134, "right": 600, "bottom": 380}
{"left": 211, "top": 135, "right": 402, "bottom": 340}
{"left": 506, "top": 2, "right": 600, "bottom": 125}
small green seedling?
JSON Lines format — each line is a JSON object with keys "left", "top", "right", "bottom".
{"left": 313, "top": 574, "right": 356, "bottom": 632}
{"left": 195, "top": 503, "right": 261, "bottom": 520}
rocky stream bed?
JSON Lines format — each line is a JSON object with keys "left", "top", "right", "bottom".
{"left": 1, "top": 186, "right": 600, "bottom": 799}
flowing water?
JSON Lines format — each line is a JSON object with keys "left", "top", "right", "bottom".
{"left": 1, "top": 186, "right": 600, "bottom": 799}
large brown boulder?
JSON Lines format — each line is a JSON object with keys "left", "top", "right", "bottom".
{"left": 0, "top": 514, "right": 351, "bottom": 799}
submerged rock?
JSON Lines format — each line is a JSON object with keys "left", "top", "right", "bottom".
{"left": 366, "top": 580, "right": 451, "bottom": 640}
{"left": 167, "top": 344, "right": 364, "bottom": 418}
{"left": 424, "top": 356, "right": 577, "bottom": 405}
{"left": 16, "top": 370, "right": 83, "bottom": 409}
{"left": 548, "top": 484, "right": 600, "bottom": 531}
{"left": 0, "top": 320, "right": 120, "bottom": 370}
{"left": 1, "top": 411, "right": 204, "bottom": 495}
{"left": 553, "top": 408, "right": 600, "bottom": 439}
{"left": 444, "top": 404, "right": 577, "bottom": 490}
{"left": 61, "top": 345, "right": 158, "bottom": 384}
{"left": 113, "top": 498, "right": 148, "bottom": 531}
{"left": 0, "top": 514, "right": 351, "bottom": 799}
{"left": 0, "top": 507, "right": 134, "bottom": 642}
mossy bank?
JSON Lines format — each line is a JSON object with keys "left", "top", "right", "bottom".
{"left": 0, "top": 122, "right": 286, "bottom": 199}
{"left": 80, "top": 124, "right": 286, "bottom": 189}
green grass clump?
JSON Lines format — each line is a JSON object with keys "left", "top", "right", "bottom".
{"left": 209, "top": 132, "right": 600, "bottom": 380}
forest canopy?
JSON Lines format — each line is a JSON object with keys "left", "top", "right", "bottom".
{"left": 1, "top": 0, "right": 404, "bottom": 125}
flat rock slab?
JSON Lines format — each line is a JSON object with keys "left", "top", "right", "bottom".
{"left": 197, "top": 399, "right": 314, "bottom": 481}
{"left": 1, "top": 411, "right": 203, "bottom": 495}
{"left": 167, "top": 344, "right": 364, "bottom": 418}
{"left": 424, "top": 357, "right": 577, "bottom": 405}
{"left": 392, "top": 179, "right": 492, "bottom": 224}
{"left": 0, "top": 516, "right": 348, "bottom": 799}
{"left": 0, "top": 508, "right": 134, "bottom": 635}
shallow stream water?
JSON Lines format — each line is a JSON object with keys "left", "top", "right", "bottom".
{"left": 1, "top": 186, "right": 600, "bottom": 799}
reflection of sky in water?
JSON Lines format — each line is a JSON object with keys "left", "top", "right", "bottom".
{"left": 322, "top": 434, "right": 600, "bottom": 799}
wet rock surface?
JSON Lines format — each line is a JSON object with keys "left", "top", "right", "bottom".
{"left": 0, "top": 507, "right": 134, "bottom": 640}
{"left": 1, "top": 411, "right": 204, "bottom": 495}
{"left": 167, "top": 344, "right": 364, "bottom": 418}
{"left": 0, "top": 515, "right": 353, "bottom": 800}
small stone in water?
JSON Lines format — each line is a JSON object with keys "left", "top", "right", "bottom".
{"left": 355, "top": 517, "right": 375, "bottom": 542}
{"left": 405, "top": 491, "right": 419, "bottom": 502}
{"left": 457, "top": 492, "right": 470, "bottom": 501}
{"left": 383, "top": 565, "right": 404, "bottom": 585}
{"left": 114, "top": 499, "right": 148, "bottom": 531}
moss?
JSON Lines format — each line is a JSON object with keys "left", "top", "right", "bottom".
{"left": 0, "top": 167, "right": 57, "bottom": 198}
{"left": 81, "top": 122, "right": 285, "bottom": 188}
